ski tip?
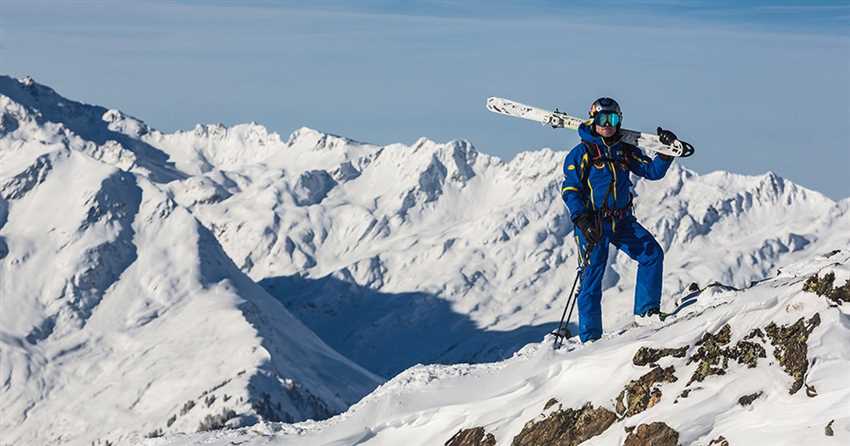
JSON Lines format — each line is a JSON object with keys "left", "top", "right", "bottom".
{"left": 485, "top": 97, "right": 504, "bottom": 109}
{"left": 486, "top": 97, "right": 509, "bottom": 114}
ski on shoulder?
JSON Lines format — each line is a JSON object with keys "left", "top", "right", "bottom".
{"left": 486, "top": 97, "right": 695, "bottom": 158}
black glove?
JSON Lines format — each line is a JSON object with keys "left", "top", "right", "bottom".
{"left": 574, "top": 212, "right": 602, "bottom": 245}
{"left": 657, "top": 127, "right": 677, "bottom": 146}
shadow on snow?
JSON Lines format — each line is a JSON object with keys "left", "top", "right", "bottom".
{"left": 259, "top": 274, "right": 564, "bottom": 378}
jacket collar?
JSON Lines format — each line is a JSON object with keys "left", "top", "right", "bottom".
{"left": 578, "top": 122, "right": 622, "bottom": 149}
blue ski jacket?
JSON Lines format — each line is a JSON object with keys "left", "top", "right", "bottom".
{"left": 560, "top": 123, "right": 672, "bottom": 221}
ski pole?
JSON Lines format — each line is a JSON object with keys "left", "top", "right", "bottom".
{"left": 553, "top": 239, "right": 596, "bottom": 350}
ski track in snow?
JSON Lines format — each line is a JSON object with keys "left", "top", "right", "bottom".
{"left": 0, "top": 74, "right": 848, "bottom": 445}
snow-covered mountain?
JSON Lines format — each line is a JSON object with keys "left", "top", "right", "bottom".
{"left": 0, "top": 76, "right": 382, "bottom": 446}
{"left": 149, "top": 250, "right": 850, "bottom": 446}
{"left": 0, "top": 74, "right": 847, "bottom": 445}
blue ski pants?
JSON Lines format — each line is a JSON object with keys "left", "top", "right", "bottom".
{"left": 574, "top": 215, "right": 664, "bottom": 342}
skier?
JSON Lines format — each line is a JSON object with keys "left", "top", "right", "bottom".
{"left": 560, "top": 97, "right": 678, "bottom": 343}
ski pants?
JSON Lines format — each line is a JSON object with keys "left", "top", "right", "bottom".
{"left": 573, "top": 215, "right": 664, "bottom": 342}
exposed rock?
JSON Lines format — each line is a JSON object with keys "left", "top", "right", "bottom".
{"left": 144, "top": 428, "right": 164, "bottom": 438}
{"left": 445, "top": 427, "right": 496, "bottom": 446}
{"left": 727, "top": 339, "right": 766, "bottom": 368}
{"left": 737, "top": 391, "right": 762, "bottom": 406}
{"left": 615, "top": 365, "right": 677, "bottom": 418}
{"left": 197, "top": 408, "right": 238, "bottom": 432}
{"left": 633, "top": 346, "right": 688, "bottom": 366}
{"left": 687, "top": 325, "right": 766, "bottom": 385}
{"left": 543, "top": 398, "right": 559, "bottom": 411}
{"left": 803, "top": 272, "right": 850, "bottom": 304}
{"left": 623, "top": 422, "right": 679, "bottom": 446}
{"left": 180, "top": 400, "right": 196, "bottom": 416}
{"left": 687, "top": 325, "right": 732, "bottom": 385}
{"left": 511, "top": 402, "right": 616, "bottom": 446}
{"left": 765, "top": 313, "right": 821, "bottom": 394}
{"left": 743, "top": 328, "right": 765, "bottom": 341}
{"left": 674, "top": 386, "right": 701, "bottom": 404}
{"left": 825, "top": 420, "right": 835, "bottom": 436}
{"left": 805, "top": 384, "right": 818, "bottom": 397}
{"left": 708, "top": 435, "right": 730, "bottom": 445}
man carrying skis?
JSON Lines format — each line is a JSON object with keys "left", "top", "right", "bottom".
{"left": 560, "top": 97, "right": 678, "bottom": 343}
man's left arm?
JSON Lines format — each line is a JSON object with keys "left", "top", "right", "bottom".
{"left": 625, "top": 127, "right": 677, "bottom": 180}
{"left": 625, "top": 147, "right": 672, "bottom": 180}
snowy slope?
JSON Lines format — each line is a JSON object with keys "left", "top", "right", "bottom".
{"left": 148, "top": 250, "right": 850, "bottom": 446}
{"left": 0, "top": 76, "right": 382, "bottom": 446}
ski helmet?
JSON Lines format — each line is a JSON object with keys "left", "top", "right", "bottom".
{"left": 588, "top": 97, "right": 622, "bottom": 127}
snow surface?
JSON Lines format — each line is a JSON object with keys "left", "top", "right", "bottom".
{"left": 0, "top": 74, "right": 848, "bottom": 445}
{"left": 148, "top": 251, "right": 850, "bottom": 445}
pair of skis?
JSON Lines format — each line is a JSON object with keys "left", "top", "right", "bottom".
{"left": 486, "top": 97, "right": 695, "bottom": 158}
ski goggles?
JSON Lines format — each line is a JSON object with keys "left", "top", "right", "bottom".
{"left": 593, "top": 112, "right": 621, "bottom": 127}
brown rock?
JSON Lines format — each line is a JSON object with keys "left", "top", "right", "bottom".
{"left": 687, "top": 324, "right": 768, "bottom": 385}
{"left": 615, "top": 365, "right": 677, "bottom": 418}
{"left": 825, "top": 419, "right": 835, "bottom": 437}
{"left": 805, "top": 384, "right": 818, "bottom": 397}
{"left": 708, "top": 435, "right": 730, "bottom": 446}
{"left": 727, "top": 340, "right": 766, "bottom": 368}
{"left": 803, "top": 272, "right": 850, "bottom": 304}
{"left": 623, "top": 422, "right": 679, "bottom": 446}
{"left": 765, "top": 313, "right": 821, "bottom": 394}
{"left": 674, "top": 386, "right": 700, "bottom": 404}
{"left": 446, "top": 427, "right": 496, "bottom": 446}
{"left": 511, "top": 402, "right": 616, "bottom": 446}
{"left": 687, "top": 325, "right": 732, "bottom": 384}
{"left": 633, "top": 346, "right": 688, "bottom": 366}
{"left": 737, "top": 391, "right": 762, "bottom": 406}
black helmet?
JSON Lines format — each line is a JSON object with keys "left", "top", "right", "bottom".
{"left": 589, "top": 97, "right": 621, "bottom": 119}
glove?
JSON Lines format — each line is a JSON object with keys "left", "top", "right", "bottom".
{"left": 574, "top": 212, "right": 602, "bottom": 245}
{"left": 657, "top": 127, "right": 677, "bottom": 146}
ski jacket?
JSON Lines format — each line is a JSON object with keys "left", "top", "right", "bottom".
{"left": 560, "top": 123, "right": 672, "bottom": 221}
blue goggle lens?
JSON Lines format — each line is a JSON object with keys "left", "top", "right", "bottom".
{"left": 594, "top": 112, "right": 621, "bottom": 127}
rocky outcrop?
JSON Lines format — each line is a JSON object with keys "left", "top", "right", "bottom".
{"left": 511, "top": 401, "right": 616, "bottom": 446}
{"left": 687, "top": 325, "right": 733, "bottom": 384}
{"left": 708, "top": 435, "right": 730, "bottom": 445}
{"left": 623, "top": 422, "right": 679, "bottom": 446}
{"left": 445, "top": 427, "right": 496, "bottom": 446}
{"left": 765, "top": 314, "right": 821, "bottom": 394}
{"left": 615, "top": 365, "right": 677, "bottom": 418}
{"left": 687, "top": 325, "right": 766, "bottom": 385}
{"left": 803, "top": 272, "right": 850, "bottom": 304}
{"left": 633, "top": 346, "right": 688, "bottom": 366}
{"left": 825, "top": 420, "right": 835, "bottom": 437}
{"left": 737, "top": 391, "right": 763, "bottom": 407}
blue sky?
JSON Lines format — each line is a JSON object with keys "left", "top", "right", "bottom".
{"left": 1, "top": 0, "right": 848, "bottom": 198}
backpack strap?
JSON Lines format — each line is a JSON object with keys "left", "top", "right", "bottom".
{"left": 579, "top": 141, "right": 621, "bottom": 212}
{"left": 579, "top": 141, "right": 604, "bottom": 187}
